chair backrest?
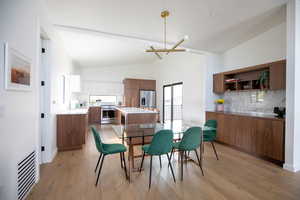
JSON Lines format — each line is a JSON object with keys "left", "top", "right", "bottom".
{"left": 179, "top": 127, "right": 202, "bottom": 151}
{"left": 147, "top": 129, "right": 173, "bottom": 155}
{"left": 204, "top": 120, "right": 217, "bottom": 128}
{"left": 91, "top": 126, "right": 105, "bottom": 153}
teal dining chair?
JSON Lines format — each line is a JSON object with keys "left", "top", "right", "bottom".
{"left": 203, "top": 120, "right": 219, "bottom": 160}
{"left": 91, "top": 126, "right": 128, "bottom": 186}
{"left": 171, "top": 127, "right": 204, "bottom": 181}
{"left": 139, "top": 129, "right": 176, "bottom": 189}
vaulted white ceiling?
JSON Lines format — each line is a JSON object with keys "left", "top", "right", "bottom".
{"left": 46, "top": 0, "right": 288, "bottom": 67}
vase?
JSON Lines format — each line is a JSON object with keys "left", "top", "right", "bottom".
{"left": 216, "top": 104, "right": 224, "bottom": 112}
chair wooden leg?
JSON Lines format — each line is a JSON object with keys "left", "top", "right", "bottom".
{"left": 211, "top": 142, "right": 219, "bottom": 160}
{"left": 122, "top": 152, "right": 128, "bottom": 180}
{"left": 95, "top": 155, "right": 105, "bottom": 186}
{"left": 168, "top": 148, "right": 174, "bottom": 168}
{"left": 159, "top": 155, "right": 162, "bottom": 168}
{"left": 139, "top": 152, "right": 145, "bottom": 173}
{"left": 194, "top": 149, "right": 204, "bottom": 176}
{"left": 167, "top": 154, "right": 176, "bottom": 183}
{"left": 149, "top": 156, "right": 153, "bottom": 189}
{"left": 180, "top": 151, "right": 184, "bottom": 181}
{"left": 120, "top": 152, "right": 123, "bottom": 168}
{"left": 94, "top": 153, "right": 102, "bottom": 173}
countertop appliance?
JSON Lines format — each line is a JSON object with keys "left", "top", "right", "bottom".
{"left": 101, "top": 105, "right": 116, "bottom": 124}
{"left": 274, "top": 107, "right": 286, "bottom": 118}
{"left": 140, "top": 90, "right": 156, "bottom": 108}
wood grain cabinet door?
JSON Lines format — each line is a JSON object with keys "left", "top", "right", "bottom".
{"left": 268, "top": 120, "right": 284, "bottom": 161}
{"left": 140, "top": 80, "right": 156, "bottom": 90}
{"left": 235, "top": 116, "right": 253, "bottom": 152}
{"left": 57, "top": 115, "right": 73, "bottom": 149}
{"left": 71, "top": 115, "right": 86, "bottom": 147}
{"left": 213, "top": 73, "right": 225, "bottom": 94}
{"left": 88, "top": 107, "right": 101, "bottom": 124}
{"left": 269, "top": 60, "right": 286, "bottom": 90}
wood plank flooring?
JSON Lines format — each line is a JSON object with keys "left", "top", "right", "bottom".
{"left": 27, "top": 125, "right": 300, "bottom": 200}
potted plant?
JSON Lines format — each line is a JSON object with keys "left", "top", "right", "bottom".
{"left": 215, "top": 99, "right": 225, "bottom": 112}
{"left": 259, "top": 71, "right": 269, "bottom": 90}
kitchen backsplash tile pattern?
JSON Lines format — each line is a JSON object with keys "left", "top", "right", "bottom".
{"left": 223, "top": 90, "right": 285, "bottom": 114}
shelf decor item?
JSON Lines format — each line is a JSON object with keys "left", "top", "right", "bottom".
{"left": 4, "top": 43, "right": 32, "bottom": 91}
{"left": 259, "top": 70, "right": 269, "bottom": 90}
{"left": 215, "top": 99, "right": 225, "bottom": 112}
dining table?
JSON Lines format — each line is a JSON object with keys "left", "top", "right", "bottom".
{"left": 112, "top": 120, "right": 216, "bottom": 181}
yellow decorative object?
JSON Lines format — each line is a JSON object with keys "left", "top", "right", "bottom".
{"left": 215, "top": 99, "right": 225, "bottom": 104}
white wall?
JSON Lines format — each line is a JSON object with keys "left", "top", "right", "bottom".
{"left": 204, "top": 53, "right": 223, "bottom": 111}
{"left": 77, "top": 63, "right": 156, "bottom": 104}
{"left": 153, "top": 53, "right": 206, "bottom": 124}
{"left": 222, "top": 22, "right": 286, "bottom": 71}
{"left": 0, "top": 1, "right": 75, "bottom": 199}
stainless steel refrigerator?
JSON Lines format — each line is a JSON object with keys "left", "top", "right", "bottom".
{"left": 140, "top": 90, "right": 156, "bottom": 108}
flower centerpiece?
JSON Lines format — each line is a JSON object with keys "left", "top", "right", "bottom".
{"left": 215, "top": 99, "right": 225, "bottom": 112}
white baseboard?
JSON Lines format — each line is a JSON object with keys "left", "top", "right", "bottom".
{"left": 283, "top": 163, "right": 300, "bottom": 172}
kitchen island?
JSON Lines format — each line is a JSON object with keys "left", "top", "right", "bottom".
{"left": 115, "top": 107, "right": 158, "bottom": 125}
{"left": 206, "top": 111, "right": 285, "bottom": 165}
{"left": 114, "top": 107, "right": 158, "bottom": 169}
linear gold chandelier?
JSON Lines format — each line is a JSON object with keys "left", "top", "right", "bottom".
{"left": 145, "top": 10, "right": 188, "bottom": 59}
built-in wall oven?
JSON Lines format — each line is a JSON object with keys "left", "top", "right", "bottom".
{"left": 101, "top": 105, "right": 116, "bottom": 124}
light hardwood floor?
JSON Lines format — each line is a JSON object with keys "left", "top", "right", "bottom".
{"left": 28, "top": 125, "right": 300, "bottom": 200}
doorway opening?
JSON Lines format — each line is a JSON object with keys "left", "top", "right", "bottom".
{"left": 163, "top": 82, "right": 183, "bottom": 124}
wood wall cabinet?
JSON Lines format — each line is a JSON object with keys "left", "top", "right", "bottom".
{"left": 57, "top": 114, "right": 88, "bottom": 151}
{"left": 213, "top": 73, "right": 225, "bottom": 93}
{"left": 213, "top": 60, "right": 286, "bottom": 93}
{"left": 123, "top": 78, "right": 156, "bottom": 107}
{"left": 269, "top": 60, "right": 286, "bottom": 90}
{"left": 206, "top": 111, "right": 285, "bottom": 163}
{"left": 88, "top": 107, "right": 101, "bottom": 124}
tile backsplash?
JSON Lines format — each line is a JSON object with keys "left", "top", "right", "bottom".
{"left": 223, "top": 90, "right": 285, "bottom": 114}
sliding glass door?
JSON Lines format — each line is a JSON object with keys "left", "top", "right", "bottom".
{"left": 163, "top": 82, "right": 183, "bottom": 123}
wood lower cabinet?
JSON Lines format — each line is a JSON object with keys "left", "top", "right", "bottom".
{"left": 88, "top": 107, "right": 101, "bottom": 124}
{"left": 206, "top": 111, "right": 285, "bottom": 163}
{"left": 57, "top": 114, "right": 88, "bottom": 151}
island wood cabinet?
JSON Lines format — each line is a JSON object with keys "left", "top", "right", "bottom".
{"left": 57, "top": 114, "right": 88, "bottom": 151}
{"left": 213, "top": 60, "right": 286, "bottom": 93}
{"left": 206, "top": 111, "right": 285, "bottom": 163}
{"left": 123, "top": 78, "right": 156, "bottom": 107}
{"left": 88, "top": 106, "right": 101, "bottom": 124}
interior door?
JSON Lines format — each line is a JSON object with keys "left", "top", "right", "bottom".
{"left": 163, "top": 82, "right": 183, "bottom": 123}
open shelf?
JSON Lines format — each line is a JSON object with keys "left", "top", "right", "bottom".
{"left": 223, "top": 68, "right": 270, "bottom": 92}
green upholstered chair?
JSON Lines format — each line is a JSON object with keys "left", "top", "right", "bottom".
{"left": 91, "top": 126, "right": 128, "bottom": 186}
{"left": 171, "top": 127, "right": 204, "bottom": 180}
{"left": 139, "top": 129, "right": 176, "bottom": 189}
{"left": 203, "top": 120, "right": 219, "bottom": 160}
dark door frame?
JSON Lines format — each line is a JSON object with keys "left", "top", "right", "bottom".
{"left": 163, "top": 82, "right": 183, "bottom": 123}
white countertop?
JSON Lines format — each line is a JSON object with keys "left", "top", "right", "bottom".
{"left": 56, "top": 108, "right": 89, "bottom": 115}
{"left": 115, "top": 107, "right": 158, "bottom": 114}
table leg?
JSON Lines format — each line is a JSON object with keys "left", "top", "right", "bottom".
{"left": 127, "top": 138, "right": 132, "bottom": 181}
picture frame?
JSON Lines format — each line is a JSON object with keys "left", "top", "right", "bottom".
{"left": 4, "top": 43, "right": 32, "bottom": 91}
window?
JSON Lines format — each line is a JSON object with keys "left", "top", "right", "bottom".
{"left": 89, "top": 95, "right": 117, "bottom": 104}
